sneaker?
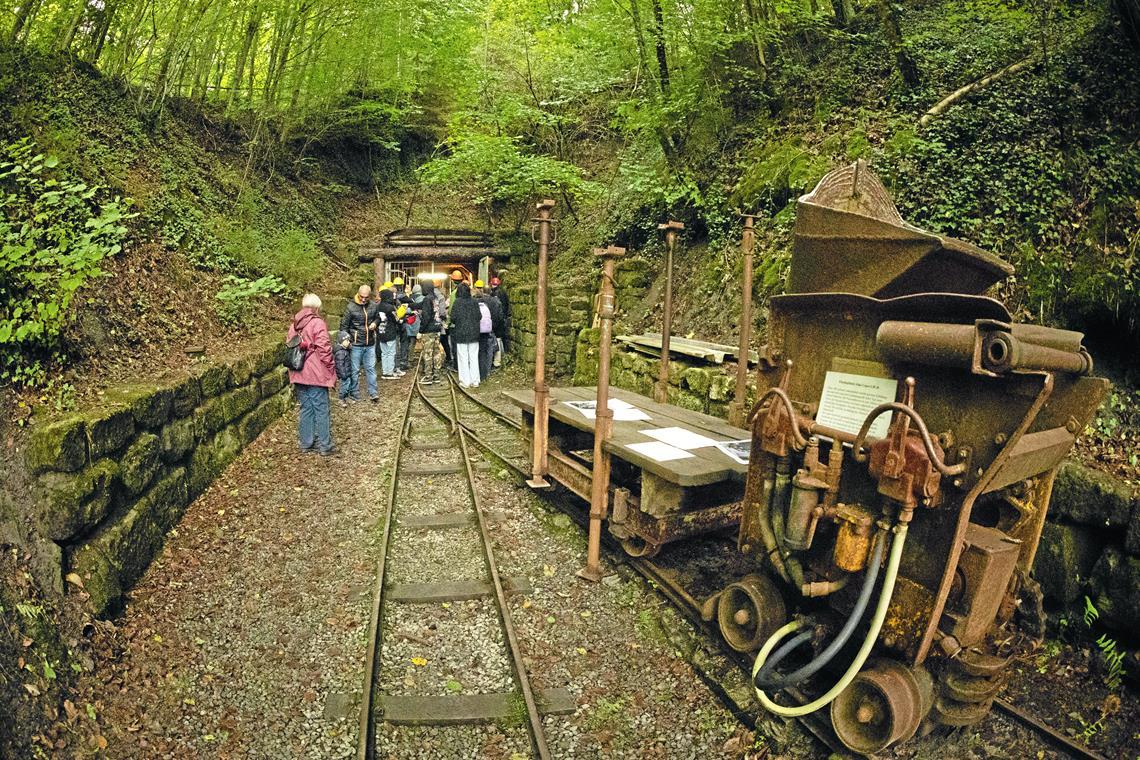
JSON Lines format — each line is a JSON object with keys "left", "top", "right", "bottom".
{"left": 349, "top": 396, "right": 360, "bottom": 403}
{"left": 318, "top": 447, "right": 339, "bottom": 457}
{"left": 371, "top": 396, "right": 380, "bottom": 403}
{"left": 381, "top": 375, "right": 398, "bottom": 381}
{"left": 395, "top": 370, "right": 407, "bottom": 377}
{"left": 338, "top": 398, "right": 348, "bottom": 408}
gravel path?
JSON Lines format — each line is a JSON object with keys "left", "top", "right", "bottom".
{"left": 67, "top": 367, "right": 762, "bottom": 759}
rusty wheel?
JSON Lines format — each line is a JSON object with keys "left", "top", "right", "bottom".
{"left": 716, "top": 574, "right": 786, "bottom": 653}
{"left": 620, "top": 535, "right": 660, "bottom": 558}
{"left": 831, "top": 658, "right": 933, "bottom": 754}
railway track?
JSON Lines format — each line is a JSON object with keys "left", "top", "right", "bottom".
{"left": 437, "top": 374, "right": 1106, "bottom": 760}
{"left": 355, "top": 364, "right": 555, "bottom": 760}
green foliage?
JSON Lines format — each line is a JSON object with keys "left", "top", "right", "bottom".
{"left": 215, "top": 274, "right": 287, "bottom": 325}
{"left": 1082, "top": 595, "right": 1126, "bottom": 691}
{"left": 0, "top": 138, "right": 130, "bottom": 385}
{"left": 208, "top": 213, "right": 324, "bottom": 290}
{"left": 419, "top": 130, "right": 599, "bottom": 209}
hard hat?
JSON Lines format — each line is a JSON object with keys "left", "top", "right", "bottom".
{"left": 490, "top": 277, "right": 501, "bottom": 286}
{"left": 450, "top": 270, "right": 464, "bottom": 281}
{"left": 393, "top": 277, "right": 405, "bottom": 286}
{"left": 474, "top": 279, "right": 485, "bottom": 288}
{"left": 382, "top": 281, "right": 393, "bottom": 290}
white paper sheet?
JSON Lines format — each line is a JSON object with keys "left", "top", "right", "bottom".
{"left": 715, "top": 439, "right": 752, "bottom": 465}
{"left": 612, "top": 407, "right": 651, "bottom": 421}
{"left": 562, "top": 398, "right": 650, "bottom": 422}
{"left": 640, "top": 426, "right": 721, "bottom": 450}
{"left": 627, "top": 441, "right": 695, "bottom": 462}
{"left": 816, "top": 371, "right": 898, "bottom": 439}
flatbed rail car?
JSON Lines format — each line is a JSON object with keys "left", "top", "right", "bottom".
{"left": 505, "top": 385, "right": 751, "bottom": 558}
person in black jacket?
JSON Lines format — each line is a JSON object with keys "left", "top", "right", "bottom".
{"left": 339, "top": 285, "right": 381, "bottom": 402}
{"left": 449, "top": 283, "right": 482, "bottom": 388}
{"left": 475, "top": 286, "right": 504, "bottom": 380}
{"left": 393, "top": 277, "right": 414, "bottom": 372}
{"left": 417, "top": 281, "right": 445, "bottom": 385}
{"left": 376, "top": 289, "right": 401, "bottom": 381}
{"left": 489, "top": 276, "right": 510, "bottom": 355}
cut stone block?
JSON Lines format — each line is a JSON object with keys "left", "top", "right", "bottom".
{"left": 26, "top": 415, "right": 88, "bottom": 474}
{"left": 120, "top": 433, "right": 161, "bottom": 495}
{"left": 36, "top": 459, "right": 119, "bottom": 542}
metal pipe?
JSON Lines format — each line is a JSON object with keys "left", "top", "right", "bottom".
{"left": 755, "top": 528, "right": 887, "bottom": 690}
{"left": 527, "top": 199, "right": 556, "bottom": 490}
{"left": 654, "top": 221, "right": 684, "bottom": 403}
{"left": 728, "top": 215, "right": 756, "bottom": 427}
{"left": 580, "top": 245, "right": 625, "bottom": 582}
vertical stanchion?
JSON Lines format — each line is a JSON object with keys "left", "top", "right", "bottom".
{"left": 527, "top": 199, "right": 556, "bottom": 490}
{"left": 728, "top": 214, "right": 757, "bottom": 427}
{"left": 579, "top": 244, "right": 625, "bottom": 582}
{"left": 654, "top": 220, "right": 684, "bottom": 403}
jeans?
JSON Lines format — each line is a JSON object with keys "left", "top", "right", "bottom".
{"left": 296, "top": 384, "right": 332, "bottom": 452}
{"left": 420, "top": 333, "right": 441, "bottom": 380}
{"left": 396, "top": 334, "right": 411, "bottom": 370}
{"left": 478, "top": 333, "right": 495, "bottom": 381}
{"left": 457, "top": 342, "right": 480, "bottom": 387}
{"left": 378, "top": 339, "right": 397, "bottom": 376}
{"left": 351, "top": 344, "right": 377, "bottom": 399}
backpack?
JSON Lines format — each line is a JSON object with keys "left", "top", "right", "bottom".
{"left": 478, "top": 302, "right": 492, "bottom": 333}
{"left": 284, "top": 334, "right": 307, "bottom": 371}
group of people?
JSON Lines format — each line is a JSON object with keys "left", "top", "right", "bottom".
{"left": 283, "top": 270, "right": 511, "bottom": 454}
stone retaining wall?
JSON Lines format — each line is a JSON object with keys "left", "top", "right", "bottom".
{"left": 25, "top": 336, "right": 291, "bottom": 615}
{"left": 509, "top": 283, "right": 593, "bottom": 376}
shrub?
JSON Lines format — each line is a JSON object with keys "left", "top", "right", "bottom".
{"left": 209, "top": 216, "right": 324, "bottom": 290}
{"left": 0, "top": 138, "right": 130, "bottom": 385}
{"left": 215, "top": 274, "right": 286, "bottom": 325}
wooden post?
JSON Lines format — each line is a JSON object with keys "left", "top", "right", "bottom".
{"left": 654, "top": 221, "right": 683, "bottom": 403}
{"left": 373, "top": 255, "right": 385, "bottom": 293}
{"left": 527, "top": 200, "right": 556, "bottom": 490}
{"left": 728, "top": 215, "right": 757, "bottom": 427}
{"left": 579, "top": 244, "right": 625, "bottom": 582}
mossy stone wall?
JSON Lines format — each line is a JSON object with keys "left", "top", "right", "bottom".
{"left": 24, "top": 336, "right": 292, "bottom": 616}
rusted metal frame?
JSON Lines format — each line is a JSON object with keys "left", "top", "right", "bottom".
{"left": 582, "top": 245, "right": 625, "bottom": 581}
{"left": 356, "top": 362, "right": 420, "bottom": 760}
{"left": 619, "top": 500, "right": 743, "bottom": 546}
{"left": 729, "top": 215, "right": 757, "bottom": 427}
{"left": 654, "top": 221, "right": 684, "bottom": 403}
{"left": 914, "top": 372, "right": 1055, "bottom": 664}
{"left": 447, "top": 378, "right": 552, "bottom": 760}
{"left": 528, "top": 199, "right": 556, "bottom": 490}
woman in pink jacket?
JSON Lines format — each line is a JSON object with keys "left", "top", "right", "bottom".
{"left": 286, "top": 294, "right": 337, "bottom": 455}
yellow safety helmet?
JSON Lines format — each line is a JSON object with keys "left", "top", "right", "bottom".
{"left": 474, "top": 279, "right": 485, "bottom": 288}
{"left": 382, "top": 281, "right": 394, "bottom": 290}
{"left": 393, "top": 277, "right": 405, "bottom": 286}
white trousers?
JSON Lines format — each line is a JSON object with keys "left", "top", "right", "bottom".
{"left": 457, "top": 342, "right": 480, "bottom": 387}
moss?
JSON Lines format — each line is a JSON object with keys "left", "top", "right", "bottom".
{"left": 104, "top": 383, "right": 174, "bottom": 430}
{"left": 26, "top": 415, "right": 88, "bottom": 474}
{"left": 120, "top": 433, "right": 160, "bottom": 495}
{"left": 82, "top": 405, "right": 135, "bottom": 458}
{"left": 159, "top": 415, "right": 198, "bottom": 462}
{"left": 169, "top": 373, "right": 202, "bottom": 417}
{"left": 35, "top": 459, "right": 119, "bottom": 541}
{"left": 195, "top": 363, "right": 233, "bottom": 398}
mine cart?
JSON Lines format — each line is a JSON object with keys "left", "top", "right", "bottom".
{"left": 714, "top": 162, "right": 1107, "bottom": 754}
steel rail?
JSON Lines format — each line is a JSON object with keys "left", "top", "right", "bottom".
{"left": 435, "top": 381, "right": 1110, "bottom": 760}
{"left": 443, "top": 377, "right": 552, "bottom": 760}
{"left": 356, "top": 362, "right": 421, "bottom": 760}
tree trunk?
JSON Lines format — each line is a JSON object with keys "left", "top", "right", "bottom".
{"left": 8, "top": 0, "right": 43, "bottom": 45}
{"left": 830, "top": 0, "right": 853, "bottom": 27}
{"left": 228, "top": 4, "right": 260, "bottom": 111}
{"left": 873, "top": 0, "right": 920, "bottom": 88}
{"left": 650, "top": 0, "right": 670, "bottom": 95}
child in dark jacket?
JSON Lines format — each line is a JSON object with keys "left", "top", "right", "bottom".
{"left": 334, "top": 330, "right": 353, "bottom": 404}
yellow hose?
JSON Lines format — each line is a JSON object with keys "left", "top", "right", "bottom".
{"left": 751, "top": 522, "right": 909, "bottom": 717}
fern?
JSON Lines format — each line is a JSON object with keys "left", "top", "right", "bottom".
{"left": 1083, "top": 595, "right": 1100, "bottom": 627}
{"left": 1095, "top": 634, "right": 1125, "bottom": 691}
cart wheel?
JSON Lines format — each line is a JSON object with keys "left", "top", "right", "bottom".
{"left": 620, "top": 535, "right": 660, "bottom": 558}
{"left": 716, "top": 574, "right": 785, "bottom": 653}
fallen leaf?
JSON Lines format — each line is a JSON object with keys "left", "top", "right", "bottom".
{"left": 23, "top": 683, "right": 40, "bottom": 696}
{"left": 580, "top": 611, "right": 591, "bottom": 618}
{"left": 575, "top": 647, "right": 587, "bottom": 656}
{"left": 410, "top": 657, "right": 427, "bottom": 667}
{"left": 445, "top": 679, "right": 462, "bottom": 693}
{"left": 65, "top": 573, "right": 84, "bottom": 589}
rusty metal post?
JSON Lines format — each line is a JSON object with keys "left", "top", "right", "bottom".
{"left": 654, "top": 221, "right": 683, "bottom": 403}
{"left": 527, "top": 200, "right": 556, "bottom": 490}
{"left": 728, "top": 215, "right": 757, "bottom": 427}
{"left": 579, "top": 244, "right": 625, "bottom": 582}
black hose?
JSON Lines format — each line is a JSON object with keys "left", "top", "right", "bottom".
{"left": 753, "top": 529, "right": 888, "bottom": 690}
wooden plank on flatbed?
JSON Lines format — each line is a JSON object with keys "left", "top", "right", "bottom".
{"left": 503, "top": 386, "right": 751, "bottom": 487}
{"left": 382, "top": 688, "right": 576, "bottom": 724}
